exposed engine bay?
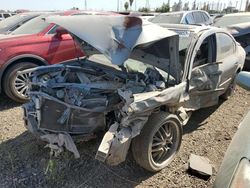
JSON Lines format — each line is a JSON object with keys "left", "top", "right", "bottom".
{"left": 23, "top": 54, "right": 186, "bottom": 164}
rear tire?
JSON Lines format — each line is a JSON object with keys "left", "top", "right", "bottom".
{"left": 3, "top": 62, "right": 37, "bottom": 103}
{"left": 132, "top": 112, "right": 183, "bottom": 172}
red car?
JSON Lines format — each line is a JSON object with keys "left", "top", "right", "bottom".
{"left": 0, "top": 11, "right": 85, "bottom": 102}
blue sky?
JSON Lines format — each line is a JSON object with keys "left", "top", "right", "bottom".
{"left": 1, "top": 0, "right": 246, "bottom": 11}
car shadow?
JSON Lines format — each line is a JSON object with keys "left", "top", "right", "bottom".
{"left": 0, "top": 99, "right": 225, "bottom": 187}
{"left": 0, "top": 94, "right": 21, "bottom": 111}
{"left": 0, "top": 131, "right": 153, "bottom": 188}
{"left": 183, "top": 99, "right": 224, "bottom": 135}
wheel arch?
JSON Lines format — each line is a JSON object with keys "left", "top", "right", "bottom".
{"left": 0, "top": 54, "right": 48, "bottom": 93}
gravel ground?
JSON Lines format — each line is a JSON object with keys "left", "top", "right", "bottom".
{"left": 0, "top": 87, "right": 249, "bottom": 188}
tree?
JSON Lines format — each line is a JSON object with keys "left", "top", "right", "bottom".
{"left": 129, "top": 0, "right": 134, "bottom": 10}
{"left": 192, "top": 0, "right": 196, "bottom": 10}
{"left": 138, "top": 7, "right": 150, "bottom": 12}
{"left": 155, "top": 3, "right": 170, "bottom": 13}
{"left": 124, "top": 2, "right": 129, "bottom": 11}
{"left": 183, "top": 3, "right": 189, "bottom": 11}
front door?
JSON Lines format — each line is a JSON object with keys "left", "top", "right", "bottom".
{"left": 186, "top": 33, "right": 222, "bottom": 110}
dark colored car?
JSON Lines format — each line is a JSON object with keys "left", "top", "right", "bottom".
{"left": 214, "top": 13, "right": 250, "bottom": 70}
{"left": 0, "top": 12, "right": 42, "bottom": 34}
{"left": 0, "top": 11, "right": 85, "bottom": 103}
{"left": 214, "top": 71, "right": 250, "bottom": 188}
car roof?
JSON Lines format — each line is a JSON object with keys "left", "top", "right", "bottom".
{"left": 158, "top": 23, "right": 210, "bottom": 32}
{"left": 159, "top": 10, "right": 208, "bottom": 15}
{"left": 222, "top": 12, "right": 250, "bottom": 17}
{"left": 159, "top": 23, "right": 229, "bottom": 37}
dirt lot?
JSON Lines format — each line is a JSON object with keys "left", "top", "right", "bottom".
{"left": 0, "top": 87, "right": 249, "bottom": 188}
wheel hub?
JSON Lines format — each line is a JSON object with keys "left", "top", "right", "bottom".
{"left": 14, "top": 72, "right": 31, "bottom": 98}
{"left": 151, "top": 122, "right": 175, "bottom": 164}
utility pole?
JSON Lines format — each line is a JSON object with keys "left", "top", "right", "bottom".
{"left": 117, "top": 0, "right": 120, "bottom": 12}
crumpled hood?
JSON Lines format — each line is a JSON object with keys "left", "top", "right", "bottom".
{"left": 46, "top": 15, "right": 177, "bottom": 66}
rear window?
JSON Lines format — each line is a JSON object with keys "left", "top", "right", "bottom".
{"left": 151, "top": 13, "right": 183, "bottom": 24}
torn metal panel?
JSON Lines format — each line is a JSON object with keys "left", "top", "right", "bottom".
{"left": 45, "top": 15, "right": 178, "bottom": 70}
{"left": 41, "top": 133, "right": 80, "bottom": 158}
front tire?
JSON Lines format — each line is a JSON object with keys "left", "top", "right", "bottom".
{"left": 3, "top": 62, "right": 37, "bottom": 103}
{"left": 132, "top": 112, "right": 183, "bottom": 172}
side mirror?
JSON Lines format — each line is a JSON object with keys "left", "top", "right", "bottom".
{"left": 236, "top": 71, "right": 250, "bottom": 91}
{"left": 55, "top": 27, "right": 68, "bottom": 38}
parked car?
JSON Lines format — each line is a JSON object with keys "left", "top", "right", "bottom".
{"left": 210, "top": 13, "right": 224, "bottom": 23}
{"left": 0, "top": 11, "right": 85, "bottom": 103}
{"left": 0, "top": 12, "right": 16, "bottom": 21}
{"left": 214, "top": 13, "right": 250, "bottom": 70}
{"left": 150, "top": 10, "right": 213, "bottom": 25}
{"left": 22, "top": 15, "right": 245, "bottom": 172}
{"left": 0, "top": 12, "right": 43, "bottom": 34}
{"left": 214, "top": 71, "right": 250, "bottom": 188}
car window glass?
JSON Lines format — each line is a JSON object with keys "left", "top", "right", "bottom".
{"left": 11, "top": 16, "right": 51, "bottom": 35}
{"left": 47, "top": 25, "right": 59, "bottom": 34}
{"left": 193, "top": 34, "right": 216, "bottom": 67}
{"left": 9, "top": 24, "right": 20, "bottom": 32}
{"left": 202, "top": 13, "right": 209, "bottom": 22}
{"left": 4, "top": 14, "right": 10, "bottom": 18}
{"left": 185, "top": 13, "right": 195, "bottom": 24}
{"left": 216, "top": 33, "right": 235, "bottom": 61}
{"left": 193, "top": 12, "right": 204, "bottom": 24}
{"left": 0, "top": 14, "right": 2, "bottom": 18}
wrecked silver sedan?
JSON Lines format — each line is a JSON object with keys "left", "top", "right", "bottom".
{"left": 22, "top": 16, "right": 245, "bottom": 172}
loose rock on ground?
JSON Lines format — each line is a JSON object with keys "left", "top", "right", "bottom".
{"left": 0, "top": 87, "right": 249, "bottom": 188}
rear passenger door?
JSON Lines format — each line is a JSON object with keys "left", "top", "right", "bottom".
{"left": 216, "top": 32, "right": 238, "bottom": 91}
